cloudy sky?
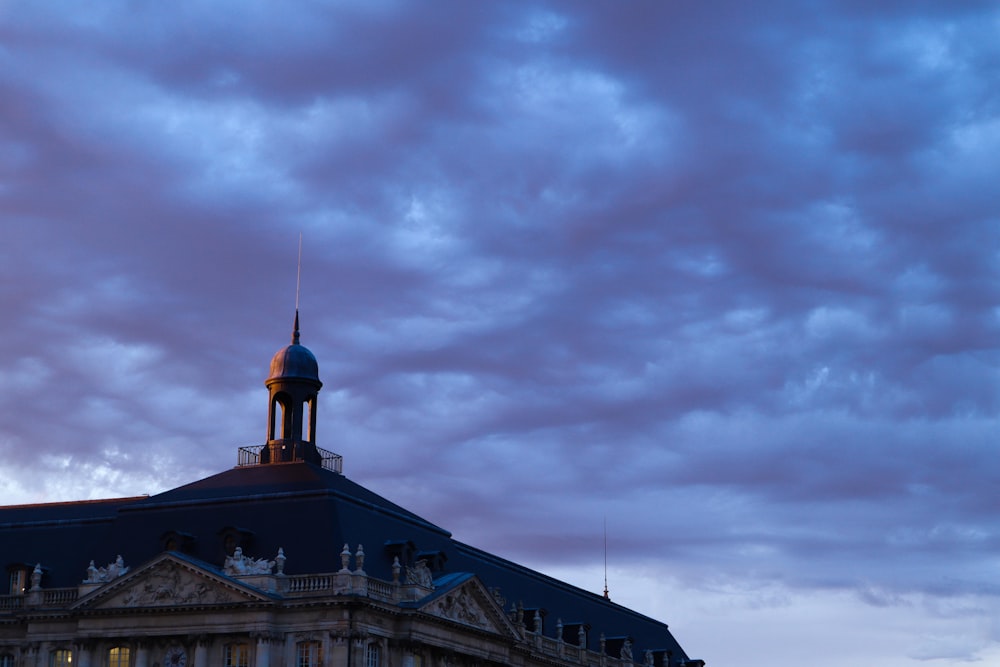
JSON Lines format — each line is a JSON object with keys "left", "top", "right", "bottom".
{"left": 3, "top": 1, "right": 1000, "bottom": 665}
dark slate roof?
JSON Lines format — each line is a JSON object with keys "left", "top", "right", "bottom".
{"left": 0, "top": 461, "right": 691, "bottom": 662}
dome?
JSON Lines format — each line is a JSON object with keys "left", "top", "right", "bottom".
{"left": 266, "top": 310, "right": 322, "bottom": 386}
{"left": 267, "top": 343, "right": 320, "bottom": 383}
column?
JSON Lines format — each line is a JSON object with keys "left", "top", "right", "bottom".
{"left": 24, "top": 643, "right": 40, "bottom": 667}
{"left": 76, "top": 642, "right": 93, "bottom": 667}
{"left": 328, "top": 633, "right": 348, "bottom": 667}
{"left": 255, "top": 635, "right": 270, "bottom": 667}
{"left": 194, "top": 640, "right": 209, "bottom": 667}
{"left": 134, "top": 642, "right": 149, "bottom": 667}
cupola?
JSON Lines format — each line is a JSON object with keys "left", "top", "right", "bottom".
{"left": 262, "top": 310, "right": 323, "bottom": 465}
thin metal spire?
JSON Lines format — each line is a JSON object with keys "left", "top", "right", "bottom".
{"left": 292, "top": 232, "right": 303, "bottom": 345}
{"left": 603, "top": 516, "right": 610, "bottom": 600}
{"left": 296, "top": 232, "right": 303, "bottom": 313}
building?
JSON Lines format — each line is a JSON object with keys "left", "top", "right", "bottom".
{"left": 0, "top": 312, "right": 705, "bottom": 667}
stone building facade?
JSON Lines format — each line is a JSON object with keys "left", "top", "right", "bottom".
{"left": 0, "top": 313, "right": 705, "bottom": 667}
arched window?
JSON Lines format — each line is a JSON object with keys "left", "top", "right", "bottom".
{"left": 296, "top": 641, "right": 322, "bottom": 667}
{"left": 225, "top": 643, "right": 250, "bottom": 667}
{"left": 108, "top": 646, "right": 130, "bottom": 667}
{"left": 279, "top": 396, "right": 292, "bottom": 439}
{"left": 303, "top": 398, "right": 313, "bottom": 442}
{"left": 50, "top": 649, "right": 72, "bottom": 667}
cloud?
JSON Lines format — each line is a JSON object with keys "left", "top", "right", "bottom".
{"left": 2, "top": 2, "right": 1000, "bottom": 665}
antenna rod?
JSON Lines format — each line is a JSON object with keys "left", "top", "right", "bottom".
{"left": 603, "top": 516, "right": 610, "bottom": 600}
{"left": 296, "top": 232, "right": 303, "bottom": 313}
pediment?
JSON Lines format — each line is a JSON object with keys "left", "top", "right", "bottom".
{"left": 73, "top": 553, "right": 273, "bottom": 611}
{"left": 418, "top": 574, "right": 520, "bottom": 638}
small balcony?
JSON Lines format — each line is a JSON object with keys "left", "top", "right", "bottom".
{"left": 237, "top": 444, "right": 343, "bottom": 474}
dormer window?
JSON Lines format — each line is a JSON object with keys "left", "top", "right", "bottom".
{"left": 414, "top": 550, "right": 447, "bottom": 572}
{"left": 7, "top": 565, "right": 29, "bottom": 595}
{"left": 384, "top": 540, "right": 416, "bottom": 566}
{"left": 523, "top": 607, "right": 547, "bottom": 634}
{"left": 218, "top": 526, "right": 255, "bottom": 559}
{"left": 161, "top": 530, "right": 197, "bottom": 554}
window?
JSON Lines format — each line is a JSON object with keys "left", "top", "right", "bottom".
{"left": 225, "top": 644, "right": 250, "bottom": 667}
{"left": 108, "top": 647, "right": 130, "bottom": 667}
{"left": 0, "top": 653, "right": 14, "bottom": 667}
{"left": 365, "top": 643, "right": 380, "bottom": 667}
{"left": 9, "top": 569, "right": 25, "bottom": 595}
{"left": 303, "top": 398, "right": 313, "bottom": 441}
{"left": 50, "top": 649, "right": 73, "bottom": 667}
{"left": 296, "top": 641, "right": 322, "bottom": 667}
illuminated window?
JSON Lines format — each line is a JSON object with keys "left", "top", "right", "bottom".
{"left": 50, "top": 649, "right": 73, "bottom": 667}
{"left": 365, "top": 643, "right": 380, "bottom": 667}
{"left": 1, "top": 653, "right": 15, "bottom": 667}
{"left": 296, "top": 641, "right": 322, "bottom": 667}
{"left": 108, "top": 647, "right": 130, "bottom": 667}
{"left": 225, "top": 643, "right": 250, "bottom": 667}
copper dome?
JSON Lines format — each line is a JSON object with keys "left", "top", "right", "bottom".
{"left": 266, "top": 310, "right": 322, "bottom": 386}
{"left": 267, "top": 343, "right": 320, "bottom": 383}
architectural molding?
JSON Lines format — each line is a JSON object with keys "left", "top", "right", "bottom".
{"left": 72, "top": 553, "right": 274, "bottom": 611}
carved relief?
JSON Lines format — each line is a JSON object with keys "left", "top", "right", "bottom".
{"left": 425, "top": 590, "right": 491, "bottom": 631}
{"left": 489, "top": 586, "right": 506, "bottom": 609}
{"left": 101, "top": 563, "right": 243, "bottom": 608}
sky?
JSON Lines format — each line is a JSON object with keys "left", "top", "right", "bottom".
{"left": 2, "top": 1, "right": 1000, "bottom": 665}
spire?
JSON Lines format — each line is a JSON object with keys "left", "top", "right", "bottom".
{"left": 603, "top": 516, "right": 610, "bottom": 600}
{"left": 292, "top": 309, "right": 301, "bottom": 345}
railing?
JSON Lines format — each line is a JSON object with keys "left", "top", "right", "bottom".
{"left": 283, "top": 571, "right": 397, "bottom": 603}
{"left": 237, "top": 446, "right": 260, "bottom": 466}
{"left": 43, "top": 588, "right": 79, "bottom": 605}
{"left": 366, "top": 578, "right": 395, "bottom": 602}
{"left": 237, "top": 444, "right": 343, "bottom": 474}
{"left": 286, "top": 574, "right": 334, "bottom": 593}
{"left": 0, "top": 595, "right": 23, "bottom": 610}
{"left": 0, "top": 588, "right": 77, "bottom": 611}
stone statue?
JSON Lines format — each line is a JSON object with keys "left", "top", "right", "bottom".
{"left": 405, "top": 559, "right": 434, "bottom": 588}
{"left": 84, "top": 555, "right": 129, "bottom": 583}
{"left": 224, "top": 547, "right": 275, "bottom": 575}
{"left": 108, "top": 555, "right": 127, "bottom": 579}
{"left": 620, "top": 639, "right": 633, "bottom": 662}
{"left": 275, "top": 548, "right": 286, "bottom": 575}
{"left": 30, "top": 563, "right": 42, "bottom": 590}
